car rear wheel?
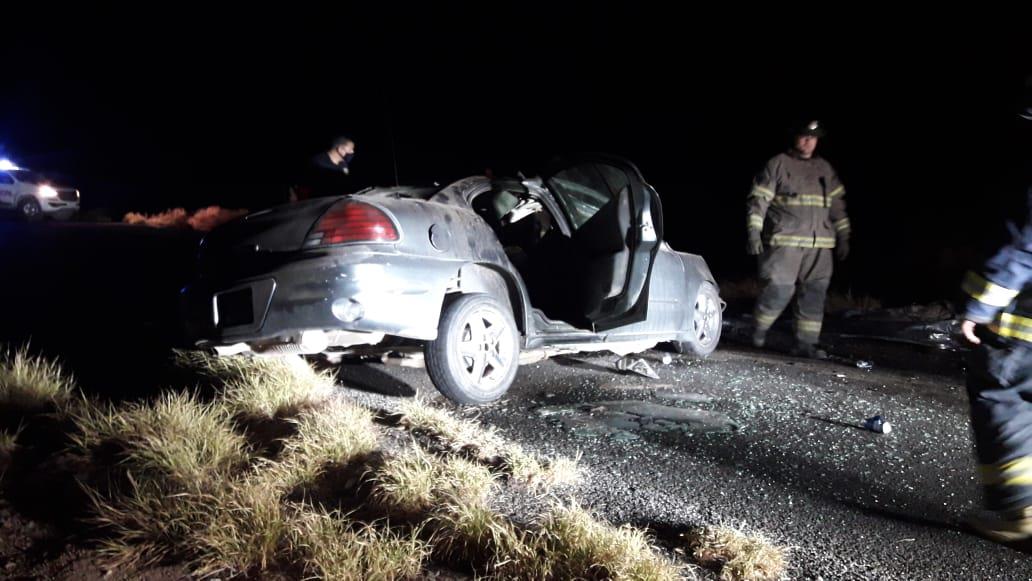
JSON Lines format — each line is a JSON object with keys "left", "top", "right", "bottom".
{"left": 425, "top": 293, "right": 520, "bottom": 405}
{"left": 18, "top": 198, "right": 42, "bottom": 222}
{"left": 675, "top": 282, "right": 722, "bottom": 357}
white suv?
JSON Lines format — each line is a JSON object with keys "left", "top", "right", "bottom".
{"left": 0, "top": 167, "right": 80, "bottom": 221}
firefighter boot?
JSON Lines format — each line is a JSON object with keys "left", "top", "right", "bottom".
{"left": 966, "top": 506, "right": 1032, "bottom": 543}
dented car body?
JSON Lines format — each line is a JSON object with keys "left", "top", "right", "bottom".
{"left": 183, "top": 155, "right": 723, "bottom": 404}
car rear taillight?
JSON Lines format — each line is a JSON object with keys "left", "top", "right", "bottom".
{"left": 305, "top": 200, "right": 400, "bottom": 247}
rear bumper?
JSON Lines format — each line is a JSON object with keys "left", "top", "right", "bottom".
{"left": 183, "top": 250, "right": 455, "bottom": 347}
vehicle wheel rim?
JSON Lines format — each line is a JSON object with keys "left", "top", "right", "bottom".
{"left": 22, "top": 203, "right": 39, "bottom": 217}
{"left": 456, "top": 306, "right": 515, "bottom": 391}
{"left": 693, "top": 290, "right": 719, "bottom": 348}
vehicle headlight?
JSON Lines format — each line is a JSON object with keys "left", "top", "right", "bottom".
{"left": 38, "top": 185, "right": 58, "bottom": 198}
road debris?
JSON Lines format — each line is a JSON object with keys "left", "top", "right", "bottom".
{"left": 615, "top": 357, "right": 660, "bottom": 379}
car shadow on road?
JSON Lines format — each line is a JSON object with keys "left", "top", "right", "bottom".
{"left": 334, "top": 362, "right": 418, "bottom": 398}
{"left": 552, "top": 355, "right": 620, "bottom": 375}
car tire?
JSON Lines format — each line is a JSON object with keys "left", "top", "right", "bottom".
{"left": 675, "top": 282, "right": 722, "bottom": 357}
{"left": 425, "top": 293, "right": 520, "bottom": 405}
{"left": 17, "top": 198, "right": 43, "bottom": 222}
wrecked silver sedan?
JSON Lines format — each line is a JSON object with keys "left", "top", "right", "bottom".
{"left": 183, "top": 155, "right": 723, "bottom": 404}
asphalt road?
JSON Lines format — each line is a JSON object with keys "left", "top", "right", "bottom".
{"left": 342, "top": 345, "right": 1032, "bottom": 580}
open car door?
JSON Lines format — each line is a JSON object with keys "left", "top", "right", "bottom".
{"left": 542, "top": 155, "right": 661, "bottom": 331}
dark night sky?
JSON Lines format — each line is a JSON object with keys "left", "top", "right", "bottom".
{"left": 2, "top": 7, "right": 1029, "bottom": 304}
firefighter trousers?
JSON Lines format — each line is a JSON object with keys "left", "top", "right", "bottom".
{"left": 967, "top": 335, "right": 1032, "bottom": 511}
{"left": 753, "top": 246, "right": 832, "bottom": 345}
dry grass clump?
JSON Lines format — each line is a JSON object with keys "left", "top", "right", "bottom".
{"left": 682, "top": 525, "right": 788, "bottom": 581}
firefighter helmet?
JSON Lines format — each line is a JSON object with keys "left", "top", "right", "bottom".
{"left": 793, "top": 119, "right": 826, "bottom": 138}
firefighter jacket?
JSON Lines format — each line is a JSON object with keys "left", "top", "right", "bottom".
{"left": 747, "top": 151, "right": 850, "bottom": 249}
{"left": 964, "top": 189, "right": 1032, "bottom": 343}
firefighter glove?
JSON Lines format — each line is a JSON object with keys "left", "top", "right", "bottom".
{"left": 747, "top": 232, "right": 764, "bottom": 256}
{"left": 835, "top": 237, "right": 850, "bottom": 261}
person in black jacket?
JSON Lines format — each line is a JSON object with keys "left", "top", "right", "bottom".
{"left": 291, "top": 136, "right": 357, "bottom": 202}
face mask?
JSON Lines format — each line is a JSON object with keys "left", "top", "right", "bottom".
{"left": 344, "top": 153, "right": 355, "bottom": 164}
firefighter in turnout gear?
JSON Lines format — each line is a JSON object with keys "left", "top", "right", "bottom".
{"left": 960, "top": 88, "right": 1032, "bottom": 541}
{"left": 961, "top": 197, "right": 1032, "bottom": 542}
{"left": 746, "top": 120, "right": 850, "bottom": 358}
